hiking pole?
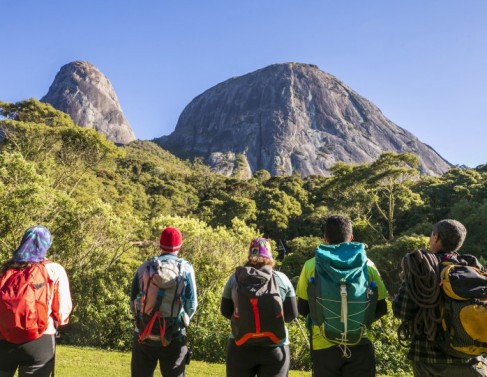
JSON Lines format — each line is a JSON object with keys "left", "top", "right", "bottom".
{"left": 294, "top": 319, "right": 310, "bottom": 350}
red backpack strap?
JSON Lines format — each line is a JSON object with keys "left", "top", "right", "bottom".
{"left": 138, "top": 312, "right": 168, "bottom": 346}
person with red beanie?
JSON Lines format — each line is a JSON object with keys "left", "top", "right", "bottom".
{"left": 130, "top": 227, "right": 197, "bottom": 377}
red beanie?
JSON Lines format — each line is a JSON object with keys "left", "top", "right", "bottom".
{"left": 159, "top": 227, "right": 183, "bottom": 253}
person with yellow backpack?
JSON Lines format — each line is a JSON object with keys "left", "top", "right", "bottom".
{"left": 393, "top": 219, "right": 487, "bottom": 376}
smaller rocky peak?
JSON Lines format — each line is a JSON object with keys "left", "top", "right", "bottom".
{"left": 41, "top": 61, "right": 136, "bottom": 144}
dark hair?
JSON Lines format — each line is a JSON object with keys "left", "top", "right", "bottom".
{"left": 0, "top": 260, "right": 32, "bottom": 278}
{"left": 432, "top": 219, "right": 466, "bottom": 252}
{"left": 323, "top": 215, "right": 353, "bottom": 244}
{"left": 245, "top": 256, "right": 276, "bottom": 269}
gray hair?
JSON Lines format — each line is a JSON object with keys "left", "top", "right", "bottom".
{"left": 432, "top": 219, "right": 466, "bottom": 252}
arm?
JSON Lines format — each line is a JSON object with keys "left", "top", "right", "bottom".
{"left": 130, "top": 272, "right": 139, "bottom": 301}
{"left": 220, "top": 274, "right": 235, "bottom": 319}
{"left": 273, "top": 270, "right": 298, "bottom": 322}
{"left": 283, "top": 296, "right": 298, "bottom": 322}
{"left": 392, "top": 283, "right": 418, "bottom": 321}
{"left": 295, "top": 259, "right": 312, "bottom": 317}
{"left": 183, "top": 263, "right": 198, "bottom": 319}
{"left": 374, "top": 299, "right": 387, "bottom": 321}
{"left": 220, "top": 297, "right": 234, "bottom": 319}
{"left": 50, "top": 264, "right": 72, "bottom": 326}
{"left": 366, "top": 260, "right": 389, "bottom": 322}
{"left": 297, "top": 297, "right": 310, "bottom": 317}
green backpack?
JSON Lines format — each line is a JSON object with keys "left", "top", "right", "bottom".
{"left": 307, "top": 242, "right": 378, "bottom": 347}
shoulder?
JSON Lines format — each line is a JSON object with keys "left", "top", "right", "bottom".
{"left": 297, "top": 257, "right": 316, "bottom": 281}
{"left": 273, "top": 270, "right": 295, "bottom": 296}
{"left": 179, "top": 258, "right": 195, "bottom": 273}
{"left": 366, "top": 258, "right": 379, "bottom": 270}
{"left": 273, "top": 270, "right": 292, "bottom": 287}
{"left": 366, "top": 258, "right": 388, "bottom": 298}
{"left": 43, "top": 261, "right": 68, "bottom": 282}
{"left": 366, "top": 258, "right": 383, "bottom": 279}
{"left": 302, "top": 257, "right": 316, "bottom": 275}
{"left": 304, "top": 257, "right": 316, "bottom": 269}
{"left": 222, "top": 273, "right": 236, "bottom": 298}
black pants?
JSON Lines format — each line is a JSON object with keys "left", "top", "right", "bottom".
{"left": 226, "top": 339, "right": 290, "bottom": 377}
{"left": 311, "top": 339, "right": 376, "bottom": 377}
{"left": 131, "top": 334, "right": 188, "bottom": 377}
{"left": 413, "top": 358, "right": 487, "bottom": 377}
{"left": 0, "top": 334, "right": 55, "bottom": 377}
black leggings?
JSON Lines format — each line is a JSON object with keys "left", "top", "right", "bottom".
{"left": 131, "top": 334, "right": 188, "bottom": 377}
{"left": 226, "top": 339, "right": 290, "bottom": 377}
{"left": 0, "top": 334, "right": 55, "bottom": 377}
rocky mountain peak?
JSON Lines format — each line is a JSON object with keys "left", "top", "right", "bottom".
{"left": 157, "top": 62, "right": 450, "bottom": 177}
{"left": 41, "top": 61, "right": 135, "bottom": 144}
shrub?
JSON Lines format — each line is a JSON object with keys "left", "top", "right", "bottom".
{"left": 367, "top": 235, "right": 428, "bottom": 296}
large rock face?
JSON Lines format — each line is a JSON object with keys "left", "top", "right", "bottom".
{"left": 157, "top": 63, "right": 450, "bottom": 177}
{"left": 41, "top": 61, "right": 135, "bottom": 144}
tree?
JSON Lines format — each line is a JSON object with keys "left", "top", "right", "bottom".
{"left": 255, "top": 187, "right": 302, "bottom": 239}
{"left": 0, "top": 99, "right": 75, "bottom": 127}
{"left": 366, "top": 153, "right": 423, "bottom": 240}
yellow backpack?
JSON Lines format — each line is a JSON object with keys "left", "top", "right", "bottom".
{"left": 439, "top": 260, "right": 487, "bottom": 358}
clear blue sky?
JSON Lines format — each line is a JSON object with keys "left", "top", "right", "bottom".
{"left": 1, "top": 1, "right": 486, "bottom": 167}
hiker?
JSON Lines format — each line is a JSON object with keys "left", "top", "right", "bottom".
{"left": 296, "top": 214, "right": 388, "bottom": 377}
{"left": 393, "top": 219, "right": 487, "bottom": 376}
{"left": 130, "top": 226, "right": 197, "bottom": 377}
{"left": 0, "top": 225, "right": 72, "bottom": 377}
{"left": 220, "top": 237, "right": 298, "bottom": 377}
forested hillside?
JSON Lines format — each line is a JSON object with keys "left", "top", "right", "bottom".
{"left": 1, "top": 99, "right": 486, "bottom": 375}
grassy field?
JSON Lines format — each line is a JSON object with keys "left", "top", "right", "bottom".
{"left": 47, "top": 345, "right": 408, "bottom": 376}
{"left": 52, "top": 345, "right": 308, "bottom": 376}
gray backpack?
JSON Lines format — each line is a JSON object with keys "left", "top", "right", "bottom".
{"left": 132, "top": 256, "right": 186, "bottom": 345}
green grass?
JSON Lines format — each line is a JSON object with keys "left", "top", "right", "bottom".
{"left": 44, "top": 345, "right": 407, "bottom": 376}
{"left": 51, "top": 345, "right": 308, "bottom": 377}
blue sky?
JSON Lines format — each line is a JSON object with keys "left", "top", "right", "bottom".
{"left": 1, "top": 1, "right": 486, "bottom": 167}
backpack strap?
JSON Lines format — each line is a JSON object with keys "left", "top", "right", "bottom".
{"left": 169, "top": 259, "right": 184, "bottom": 320}
{"left": 138, "top": 311, "right": 168, "bottom": 346}
{"left": 138, "top": 265, "right": 169, "bottom": 345}
{"left": 233, "top": 296, "right": 283, "bottom": 346}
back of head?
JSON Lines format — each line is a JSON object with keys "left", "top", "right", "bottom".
{"left": 159, "top": 227, "right": 183, "bottom": 254}
{"left": 13, "top": 225, "right": 52, "bottom": 263}
{"left": 432, "top": 219, "right": 466, "bottom": 252}
{"left": 323, "top": 215, "right": 353, "bottom": 245}
{"left": 246, "top": 238, "right": 275, "bottom": 269}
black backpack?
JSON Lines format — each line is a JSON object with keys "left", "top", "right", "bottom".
{"left": 230, "top": 266, "right": 286, "bottom": 346}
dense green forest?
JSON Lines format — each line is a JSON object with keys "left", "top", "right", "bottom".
{"left": 1, "top": 99, "right": 486, "bottom": 375}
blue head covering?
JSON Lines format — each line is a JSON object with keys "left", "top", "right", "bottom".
{"left": 12, "top": 226, "right": 52, "bottom": 263}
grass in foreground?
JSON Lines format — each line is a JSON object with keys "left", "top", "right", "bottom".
{"left": 52, "top": 345, "right": 308, "bottom": 377}
{"left": 48, "top": 345, "right": 407, "bottom": 376}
